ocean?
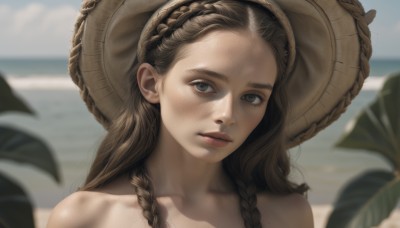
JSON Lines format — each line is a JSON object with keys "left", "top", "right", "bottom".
{"left": 0, "top": 58, "right": 399, "bottom": 208}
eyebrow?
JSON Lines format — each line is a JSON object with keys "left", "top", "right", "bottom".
{"left": 188, "top": 68, "right": 274, "bottom": 90}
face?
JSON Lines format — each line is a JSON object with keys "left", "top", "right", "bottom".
{"left": 155, "top": 29, "right": 277, "bottom": 163}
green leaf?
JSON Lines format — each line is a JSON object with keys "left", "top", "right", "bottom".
{"left": 0, "top": 75, "right": 34, "bottom": 115}
{"left": 378, "top": 73, "right": 400, "bottom": 139}
{"left": 335, "top": 73, "right": 400, "bottom": 169}
{"left": 326, "top": 170, "right": 400, "bottom": 228}
{"left": 0, "top": 125, "right": 61, "bottom": 183}
{"left": 0, "top": 173, "right": 35, "bottom": 228}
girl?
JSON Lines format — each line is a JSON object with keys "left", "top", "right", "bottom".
{"left": 48, "top": 0, "right": 373, "bottom": 227}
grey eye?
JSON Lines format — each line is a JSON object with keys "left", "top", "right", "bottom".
{"left": 242, "top": 94, "right": 262, "bottom": 105}
{"left": 194, "top": 82, "right": 213, "bottom": 93}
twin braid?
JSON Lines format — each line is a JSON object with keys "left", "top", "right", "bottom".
{"left": 131, "top": 166, "right": 262, "bottom": 228}
{"left": 135, "top": 1, "right": 262, "bottom": 227}
{"left": 144, "top": 0, "right": 219, "bottom": 61}
{"left": 130, "top": 167, "right": 162, "bottom": 228}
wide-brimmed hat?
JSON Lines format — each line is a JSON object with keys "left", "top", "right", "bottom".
{"left": 69, "top": 0, "right": 375, "bottom": 148}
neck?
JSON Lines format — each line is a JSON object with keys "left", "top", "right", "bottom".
{"left": 145, "top": 127, "right": 234, "bottom": 201}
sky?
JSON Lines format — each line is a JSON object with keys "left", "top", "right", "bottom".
{"left": 0, "top": 0, "right": 399, "bottom": 59}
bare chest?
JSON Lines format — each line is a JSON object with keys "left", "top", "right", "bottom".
{"left": 95, "top": 207, "right": 293, "bottom": 228}
{"left": 160, "top": 201, "right": 245, "bottom": 228}
{"left": 92, "top": 195, "right": 297, "bottom": 228}
{"left": 94, "top": 197, "right": 246, "bottom": 228}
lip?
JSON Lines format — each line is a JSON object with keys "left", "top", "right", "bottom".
{"left": 198, "top": 132, "right": 233, "bottom": 148}
{"left": 199, "top": 132, "right": 233, "bottom": 142}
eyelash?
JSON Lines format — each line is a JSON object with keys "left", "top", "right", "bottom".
{"left": 190, "top": 80, "right": 265, "bottom": 106}
{"left": 191, "top": 81, "right": 215, "bottom": 94}
{"left": 241, "top": 94, "right": 264, "bottom": 105}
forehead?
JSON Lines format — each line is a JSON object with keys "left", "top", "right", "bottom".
{"left": 169, "top": 29, "right": 278, "bottom": 84}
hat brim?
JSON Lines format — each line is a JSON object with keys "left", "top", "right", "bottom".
{"left": 69, "top": 0, "right": 372, "bottom": 147}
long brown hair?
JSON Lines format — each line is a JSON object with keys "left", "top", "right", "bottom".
{"left": 82, "top": 0, "right": 308, "bottom": 227}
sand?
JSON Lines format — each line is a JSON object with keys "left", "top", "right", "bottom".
{"left": 36, "top": 205, "right": 400, "bottom": 228}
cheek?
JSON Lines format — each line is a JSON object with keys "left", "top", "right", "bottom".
{"left": 242, "top": 107, "right": 267, "bottom": 134}
{"left": 253, "top": 112, "right": 265, "bottom": 127}
{"left": 160, "top": 84, "right": 205, "bottom": 121}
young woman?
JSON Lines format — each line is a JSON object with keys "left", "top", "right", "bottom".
{"left": 47, "top": 0, "right": 373, "bottom": 227}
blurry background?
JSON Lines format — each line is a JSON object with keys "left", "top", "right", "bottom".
{"left": 0, "top": 0, "right": 399, "bottom": 211}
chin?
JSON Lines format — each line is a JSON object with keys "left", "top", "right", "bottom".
{"left": 186, "top": 147, "right": 234, "bottom": 163}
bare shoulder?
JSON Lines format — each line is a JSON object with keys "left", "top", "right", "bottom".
{"left": 47, "top": 191, "right": 110, "bottom": 228}
{"left": 47, "top": 175, "right": 145, "bottom": 228}
{"left": 257, "top": 193, "right": 314, "bottom": 228}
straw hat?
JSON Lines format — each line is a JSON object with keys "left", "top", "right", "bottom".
{"left": 69, "top": 0, "right": 375, "bottom": 147}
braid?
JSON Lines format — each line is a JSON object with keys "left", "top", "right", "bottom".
{"left": 144, "top": 0, "right": 220, "bottom": 63}
{"left": 234, "top": 179, "right": 263, "bottom": 228}
{"left": 139, "top": 1, "right": 282, "bottom": 227}
{"left": 130, "top": 167, "right": 162, "bottom": 228}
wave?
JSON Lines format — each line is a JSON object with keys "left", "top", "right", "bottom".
{"left": 5, "top": 75, "right": 386, "bottom": 91}
{"left": 362, "top": 76, "right": 386, "bottom": 91}
{"left": 5, "top": 75, "right": 77, "bottom": 90}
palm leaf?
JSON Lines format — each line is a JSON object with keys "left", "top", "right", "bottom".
{"left": 0, "top": 126, "right": 61, "bottom": 183}
{"left": 0, "top": 75, "right": 34, "bottom": 115}
{"left": 0, "top": 173, "right": 35, "bottom": 228}
{"left": 326, "top": 170, "right": 400, "bottom": 228}
{"left": 335, "top": 73, "right": 400, "bottom": 169}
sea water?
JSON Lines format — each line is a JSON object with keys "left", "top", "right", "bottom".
{"left": 0, "top": 58, "right": 399, "bottom": 208}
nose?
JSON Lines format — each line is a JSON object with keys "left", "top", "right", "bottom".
{"left": 214, "top": 94, "right": 236, "bottom": 126}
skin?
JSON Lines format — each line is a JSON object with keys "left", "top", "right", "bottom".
{"left": 47, "top": 29, "right": 314, "bottom": 228}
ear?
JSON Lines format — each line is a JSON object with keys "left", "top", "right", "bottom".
{"left": 137, "top": 63, "right": 161, "bottom": 104}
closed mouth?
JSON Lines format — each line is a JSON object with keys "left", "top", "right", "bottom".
{"left": 199, "top": 132, "right": 233, "bottom": 142}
